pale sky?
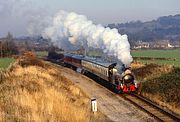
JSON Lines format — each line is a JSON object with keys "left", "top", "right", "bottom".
{"left": 0, "top": 0, "right": 180, "bottom": 37}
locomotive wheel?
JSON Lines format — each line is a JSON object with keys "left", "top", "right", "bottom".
{"left": 113, "top": 86, "right": 122, "bottom": 94}
{"left": 116, "top": 89, "right": 122, "bottom": 94}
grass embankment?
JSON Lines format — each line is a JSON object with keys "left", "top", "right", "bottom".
{"left": 0, "top": 56, "right": 104, "bottom": 121}
{"left": 0, "top": 58, "right": 16, "bottom": 69}
{"left": 132, "top": 63, "right": 180, "bottom": 115}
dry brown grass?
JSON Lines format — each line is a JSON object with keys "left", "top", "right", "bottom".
{"left": 131, "top": 62, "right": 145, "bottom": 70}
{"left": 0, "top": 58, "right": 105, "bottom": 121}
{"left": 132, "top": 63, "right": 173, "bottom": 81}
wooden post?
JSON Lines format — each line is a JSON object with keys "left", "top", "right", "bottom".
{"left": 91, "top": 98, "right": 97, "bottom": 112}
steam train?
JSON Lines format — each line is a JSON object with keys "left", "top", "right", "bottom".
{"left": 62, "top": 53, "right": 138, "bottom": 93}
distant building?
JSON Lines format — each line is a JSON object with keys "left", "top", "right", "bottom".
{"left": 132, "top": 40, "right": 180, "bottom": 49}
{"left": 134, "top": 40, "right": 150, "bottom": 49}
{"left": 167, "top": 43, "right": 174, "bottom": 48}
{"left": 171, "top": 41, "right": 180, "bottom": 48}
{"left": 152, "top": 40, "right": 173, "bottom": 48}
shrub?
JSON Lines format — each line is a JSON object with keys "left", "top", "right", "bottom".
{"left": 18, "top": 52, "right": 45, "bottom": 68}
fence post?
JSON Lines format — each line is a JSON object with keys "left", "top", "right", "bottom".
{"left": 91, "top": 98, "right": 97, "bottom": 112}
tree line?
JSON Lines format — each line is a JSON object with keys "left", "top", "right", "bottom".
{"left": 0, "top": 32, "right": 19, "bottom": 57}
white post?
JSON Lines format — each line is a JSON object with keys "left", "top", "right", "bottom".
{"left": 91, "top": 98, "right": 97, "bottom": 112}
{"left": 76, "top": 68, "right": 82, "bottom": 73}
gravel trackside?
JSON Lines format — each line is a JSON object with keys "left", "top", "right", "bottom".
{"left": 58, "top": 66, "right": 156, "bottom": 122}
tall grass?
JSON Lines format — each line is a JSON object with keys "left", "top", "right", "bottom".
{"left": 132, "top": 63, "right": 173, "bottom": 81}
{"left": 0, "top": 57, "right": 105, "bottom": 121}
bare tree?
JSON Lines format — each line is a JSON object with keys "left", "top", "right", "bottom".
{"left": 0, "top": 32, "right": 19, "bottom": 57}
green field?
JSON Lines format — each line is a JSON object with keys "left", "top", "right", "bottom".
{"left": 36, "top": 51, "right": 48, "bottom": 58}
{"left": 0, "top": 58, "right": 16, "bottom": 69}
{"left": 35, "top": 50, "right": 180, "bottom": 66}
{"left": 131, "top": 50, "right": 180, "bottom": 66}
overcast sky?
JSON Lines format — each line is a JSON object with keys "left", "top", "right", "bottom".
{"left": 0, "top": 0, "right": 180, "bottom": 37}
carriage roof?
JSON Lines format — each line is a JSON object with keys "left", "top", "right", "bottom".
{"left": 64, "top": 53, "right": 119, "bottom": 69}
{"left": 82, "top": 56, "right": 117, "bottom": 68}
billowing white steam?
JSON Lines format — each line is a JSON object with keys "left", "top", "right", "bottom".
{"left": 42, "top": 10, "right": 133, "bottom": 66}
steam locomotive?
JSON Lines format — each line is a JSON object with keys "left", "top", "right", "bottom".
{"left": 63, "top": 53, "right": 138, "bottom": 93}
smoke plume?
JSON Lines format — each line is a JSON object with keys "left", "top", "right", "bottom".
{"left": 41, "top": 10, "right": 133, "bottom": 66}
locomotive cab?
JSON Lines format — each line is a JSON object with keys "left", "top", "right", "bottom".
{"left": 110, "top": 68, "right": 121, "bottom": 85}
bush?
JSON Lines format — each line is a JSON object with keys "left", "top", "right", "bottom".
{"left": 18, "top": 52, "right": 45, "bottom": 68}
{"left": 142, "top": 67, "right": 180, "bottom": 104}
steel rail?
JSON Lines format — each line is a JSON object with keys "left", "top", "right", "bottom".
{"left": 121, "top": 93, "right": 180, "bottom": 122}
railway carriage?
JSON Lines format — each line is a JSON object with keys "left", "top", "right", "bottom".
{"left": 81, "top": 59, "right": 111, "bottom": 81}
{"left": 63, "top": 53, "right": 138, "bottom": 93}
{"left": 64, "top": 54, "right": 83, "bottom": 69}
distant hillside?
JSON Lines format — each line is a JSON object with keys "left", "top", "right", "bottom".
{"left": 108, "top": 14, "right": 180, "bottom": 43}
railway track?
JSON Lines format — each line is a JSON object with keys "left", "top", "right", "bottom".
{"left": 121, "top": 93, "right": 180, "bottom": 122}
{"left": 48, "top": 60, "right": 179, "bottom": 121}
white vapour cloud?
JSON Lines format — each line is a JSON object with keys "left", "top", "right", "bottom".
{"left": 41, "top": 10, "right": 133, "bottom": 66}
{"left": 27, "top": 15, "right": 52, "bottom": 36}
